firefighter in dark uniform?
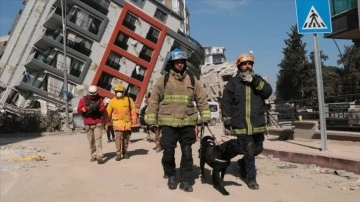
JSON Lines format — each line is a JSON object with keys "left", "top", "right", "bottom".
{"left": 221, "top": 53, "right": 272, "bottom": 190}
{"left": 146, "top": 49, "right": 210, "bottom": 192}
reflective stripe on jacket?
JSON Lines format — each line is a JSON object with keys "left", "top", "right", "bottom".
{"left": 104, "top": 96, "right": 137, "bottom": 131}
{"left": 221, "top": 74, "right": 272, "bottom": 135}
{"left": 146, "top": 70, "right": 210, "bottom": 127}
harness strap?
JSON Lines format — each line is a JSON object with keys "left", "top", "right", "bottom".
{"left": 206, "top": 125, "right": 220, "bottom": 145}
{"left": 199, "top": 124, "right": 220, "bottom": 145}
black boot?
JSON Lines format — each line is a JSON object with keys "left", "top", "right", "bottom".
{"left": 167, "top": 176, "right": 177, "bottom": 190}
{"left": 247, "top": 178, "right": 259, "bottom": 190}
{"left": 237, "top": 159, "right": 247, "bottom": 179}
{"left": 123, "top": 153, "right": 129, "bottom": 159}
{"left": 179, "top": 181, "right": 193, "bottom": 192}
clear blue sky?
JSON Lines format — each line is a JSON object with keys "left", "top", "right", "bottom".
{"left": 187, "top": 0, "right": 352, "bottom": 93}
{"left": 0, "top": 0, "right": 23, "bottom": 35}
{"left": 0, "top": 0, "right": 353, "bottom": 94}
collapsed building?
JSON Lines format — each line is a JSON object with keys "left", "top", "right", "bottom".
{"left": 0, "top": 0, "right": 205, "bottom": 130}
{"left": 200, "top": 46, "right": 238, "bottom": 102}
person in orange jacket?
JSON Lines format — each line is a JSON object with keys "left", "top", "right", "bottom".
{"left": 77, "top": 85, "right": 106, "bottom": 164}
{"left": 104, "top": 83, "right": 137, "bottom": 161}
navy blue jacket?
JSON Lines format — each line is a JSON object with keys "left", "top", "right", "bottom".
{"left": 221, "top": 73, "right": 272, "bottom": 135}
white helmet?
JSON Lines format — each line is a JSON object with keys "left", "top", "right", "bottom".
{"left": 88, "top": 85, "right": 98, "bottom": 94}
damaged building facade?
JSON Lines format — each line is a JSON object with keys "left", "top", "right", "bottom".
{"left": 0, "top": 0, "right": 205, "bottom": 130}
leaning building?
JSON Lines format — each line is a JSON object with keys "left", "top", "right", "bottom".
{"left": 0, "top": 0, "right": 204, "bottom": 129}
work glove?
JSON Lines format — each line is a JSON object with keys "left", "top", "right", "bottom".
{"left": 224, "top": 126, "right": 231, "bottom": 136}
{"left": 223, "top": 119, "right": 232, "bottom": 136}
{"left": 241, "top": 71, "right": 253, "bottom": 83}
{"left": 199, "top": 120, "right": 208, "bottom": 126}
{"left": 149, "top": 125, "right": 159, "bottom": 133}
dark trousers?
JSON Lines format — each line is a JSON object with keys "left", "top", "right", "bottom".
{"left": 106, "top": 125, "right": 114, "bottom": 140}
{"left": 237, "top": 133, "right": 264, "bottom": 179}
{"left": 160, "top": 126, "right": 196, "bottom": 182}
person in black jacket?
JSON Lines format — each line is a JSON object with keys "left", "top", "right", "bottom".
{"left": 221, "top": 52, "right": 272, "bottom": 190}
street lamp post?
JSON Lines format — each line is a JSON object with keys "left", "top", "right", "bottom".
{"left": 61, "top": 0, "right": 70, "bottom": 131}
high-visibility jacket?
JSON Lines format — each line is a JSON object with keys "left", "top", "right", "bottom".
{"left": 221, "top": 73, "right": 272, "bottom": 135}
{"left": 104, "top": 96, "right": 137, "bottom": 131}
{"left": 146, "top": 69, "right": 210, "bottom": 127}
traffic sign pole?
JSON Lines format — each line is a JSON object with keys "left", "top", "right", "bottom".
{"left": 296, "top": 0, "right": 332, "bottom": 151}
{"left": 313, "top": 34, "right": 328, "bottom": 151}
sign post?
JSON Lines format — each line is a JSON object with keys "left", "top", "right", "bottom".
{"left": 295, "top": 0, "right": 332, "bottom": 151}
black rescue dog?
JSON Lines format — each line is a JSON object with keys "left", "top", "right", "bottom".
{"left": 199, "top": 136, "right": 245, "bottom": 195}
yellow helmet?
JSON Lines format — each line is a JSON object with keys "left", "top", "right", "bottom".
{"left": 236, "top": 53, "right": 254, "bottom": 66}
{"left": 113, "top": 83, "right": 125, "bottom": 92}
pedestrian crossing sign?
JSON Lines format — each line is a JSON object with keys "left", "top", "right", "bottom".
{"left": 295, "top": 0, "right": 332, "bottom": 34}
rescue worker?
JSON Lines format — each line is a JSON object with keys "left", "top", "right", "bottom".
{"left": 77, "top": 85, "right": 106, "bottom": 164}
{"left": 104, "top": 83, "right": 137, "bottom": 161}
{"left": 221, "top": 52, "right": 272, "bottom": 190}
{"left": 146, "top": 48, "right": 211, "bottom": 192}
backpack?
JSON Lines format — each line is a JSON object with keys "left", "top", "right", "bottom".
{"left": 83, "top": 96, "right": 102, "bottom": 117}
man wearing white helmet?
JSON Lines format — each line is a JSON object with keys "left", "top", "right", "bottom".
{"left": 77, "top": 85, "right": 106, "bottom": 164}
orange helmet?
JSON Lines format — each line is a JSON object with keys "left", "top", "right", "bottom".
{"left": 236, "top": 53, "right": 254, "bottom": 66}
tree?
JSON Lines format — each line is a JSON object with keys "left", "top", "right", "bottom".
{"left": 322, "top": 66, "right": 343, "bottom": 102}
{"left": 308, "top": 51, "right": 343, "bottom": 103}
{"left": 342, "top": 44, "right": 360, "bottom": 71}
{"left": 276, "top": 25, "right": 308, "bottom": 101}
{"left": 340, "top": 44, "right": 360, "bottom": 99}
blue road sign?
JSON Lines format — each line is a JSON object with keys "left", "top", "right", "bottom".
{"left": 295, "top": 0, "right": 332, "bottom": 34}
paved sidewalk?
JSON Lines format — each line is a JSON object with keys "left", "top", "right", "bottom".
{"left": 204, "top": 125, "right": 360, "bottom": 174}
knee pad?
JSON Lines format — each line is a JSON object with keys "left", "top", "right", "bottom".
{"left": 245, "top": 141, "right": 256, "bottom": 157}
{"left": 181, "top": 145, "right": 192, "bottom": 159}
{"left": 254, "top": 146, "right": 263, "bottom": 156}
{"left": 163, "top": 148, "right": 175, "bottom": 160}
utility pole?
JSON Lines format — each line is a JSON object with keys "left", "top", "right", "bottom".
{"left": 61, "top": 0, "right": 70, "bottom": 131}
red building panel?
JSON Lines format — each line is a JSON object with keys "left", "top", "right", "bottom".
{"left": 93, "top": 2, "right": 167, "bottom": 107}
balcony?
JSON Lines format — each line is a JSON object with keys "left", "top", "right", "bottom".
{"left": 324, "top": 7, "right": 360, "bottom": 39}
{"left": 25, "top": 50, "right": 88, "bottom": 83}
{"left": 78, "top": 0, "right": 109, "bottom": 15}
{"left": 42, "top": 29, "right": 92, "bottom": 57}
